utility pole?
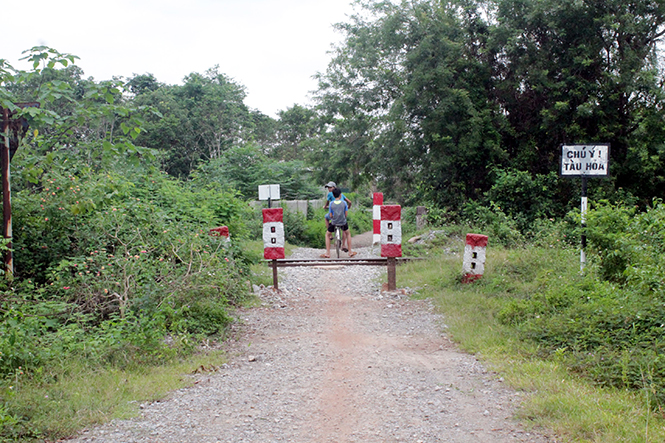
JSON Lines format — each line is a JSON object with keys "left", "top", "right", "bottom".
{"left": 1, "top": 107, "right": 12, "bottom": 275}
{"left": 1, "top": 103, "right": 39, "bottom": 277}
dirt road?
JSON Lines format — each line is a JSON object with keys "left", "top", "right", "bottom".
{"left": 70, "top": 246, "right": 556, "bottom": 443}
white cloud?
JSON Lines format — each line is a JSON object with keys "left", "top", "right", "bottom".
{"left": 5, "top": 0, "right": 355, "bottom": 117}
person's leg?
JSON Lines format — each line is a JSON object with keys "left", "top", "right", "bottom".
{"left": 342, "top": 227, "right": 348, "bottom": 251}
{"left": 344, "top": 225, "right": 356, "bottom": 256}
{"left": 323, "top": 226, "right": 332, "bottom": 257}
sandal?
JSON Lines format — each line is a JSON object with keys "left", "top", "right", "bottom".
{"left": 348, "top": 251, "right": 358, "bottom": 257}
{"left": 320, "top": 253, "right": 330, "bottom": 258}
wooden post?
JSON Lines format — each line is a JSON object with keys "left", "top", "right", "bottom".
{"left": 272, "top": 259, "right": 279, "bottom": 290}
{"left": 387, "top": 257, "right": 396, "bottom": 291}
{"left": 1, "top": 108, "right": 12, "bottom": 276}
{"left": 416, "top": 206, "right": 427, "bottom": 230}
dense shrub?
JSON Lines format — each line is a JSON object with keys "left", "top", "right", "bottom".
{"left": 461, "top": 201, "right": 523, "bottom": 247}
{"left": 483, "top": 168, "right": 563, "bottom": 231}
{"left": 1, "top": 158, "right": 253, "bottom": 381}
{"left": 494, "top": 200, "right": 665, "bottom": 410}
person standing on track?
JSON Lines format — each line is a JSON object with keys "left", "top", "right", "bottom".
{"left": 323, "top": 181, "right": 352, "bottom": 251}
{"left": 321, "top": 188, "right": 356, "bottom": 258}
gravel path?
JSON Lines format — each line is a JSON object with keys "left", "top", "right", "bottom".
{"left": 67, "top": 245, "right": 557, "bottom": 443}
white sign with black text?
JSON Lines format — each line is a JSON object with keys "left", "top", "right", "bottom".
{"left": 560, "top": 144, "right": 610, "bottom": 177}
{"left": 258, "top": 184, "right": 281, "bottom": 201}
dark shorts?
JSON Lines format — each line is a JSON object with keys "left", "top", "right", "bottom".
{"left": 328, "top": 223, "right": 349, "bottom": 233}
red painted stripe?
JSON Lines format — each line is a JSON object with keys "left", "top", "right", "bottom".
{"left": 209, "top": 226, "right": 229, "bottom": 237}
{"left": 381, "top": 205, "right": 401, "bottom": 221}
{"left": 373, "top": 219, "right": 381, "bottom": 234}
{"left": 462, "top": 273, "right": 483, "bottom": 283}
{"left": 262, "top": 208, "right": 283, "bottom": 223}
{"left": 264, "top": 247, "right": 285, "bottom": 260}
{"left": 373, "top": 192, "right": 384, "bottom": 206}
{"left": 466, "top": 234, "right": 488, "bottom": 248}
{"left": 381, "top": 244, "right": 402, "bottom": 258}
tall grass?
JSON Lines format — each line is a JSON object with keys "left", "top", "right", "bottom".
{"left": 0, "top": 352, "right": 227, "bottom": 441}
{"left": 400, "top": 235, "right": 665, "bottom": 442}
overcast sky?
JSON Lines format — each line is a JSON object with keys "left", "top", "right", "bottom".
{"left": 4, "top": 0, "right": 357, "bottom": 117}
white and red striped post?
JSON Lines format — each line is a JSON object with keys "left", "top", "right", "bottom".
{"left": 381, "top": 205, "right": 402, "bottom": 290}
{"left": 463, "top": 233, "right": 488, "bottom": 283}
{"left": 263, "top": 208, "right": 285, "bottom": 289}
{"left": 209, "top": 226, "right": 230, "bottom": 243}
{"left": 372, "top": 193, "right": 383, "bottom": 245}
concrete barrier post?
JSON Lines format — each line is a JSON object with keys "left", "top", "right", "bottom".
{"left": 209, "top": 226, "right": 230, "bottom": 243}
{"left": 381, "top": 205, "right": 402, "bottom": 291}
{"left": 373, "top": 193, "right": 383, "bottom": 245}
{"left": 263, "top": 208, "right": 285, "bottom": 290}
{"left": 263, "top": 208, "right": 285, "bottom": 260}
{"left": 463, "top": 233, "right": 488, "bottom": 283}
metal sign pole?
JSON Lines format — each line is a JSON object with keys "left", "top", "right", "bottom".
{"left": 581, "top": 177, "right": 588, "bottom": 272}
{"left": 560, "top": 144, "right": 610, "bottom": 273}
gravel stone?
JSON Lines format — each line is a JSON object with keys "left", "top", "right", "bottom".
{"left": 66, "top": 245, "right": 559, "bottom": 443}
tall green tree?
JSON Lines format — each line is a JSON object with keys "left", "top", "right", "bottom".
{"left": 315, "top": 0, "right": 665, "bottom": 208}
{"left": 132, "top": 67, "right": 256, "bottom": 177}
{"left": 315, "top": 0, "right": 505, "bottom": 205}
{"left": 271, "top": 104, "right": 320, "bottom": 161}
{"left": 492, "top": 0, "right": 665, "bottom": 196}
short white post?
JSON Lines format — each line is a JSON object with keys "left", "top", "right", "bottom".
{"left": 463, "top": 233, "right": 488, "bottom": 283}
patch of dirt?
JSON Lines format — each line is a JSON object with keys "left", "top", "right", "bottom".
{"left": 68, "top": 246, "right": 559, "bottom": 443}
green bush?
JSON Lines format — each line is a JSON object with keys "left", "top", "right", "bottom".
{"left": 583, "top": 201, "right": 636, "bottom": 282}
{"left": 461, "top": 201, "right": 523, "bottom": 247}
{"left": 483, "top": 168, "right": 563, "bottom": 231}
{"left": 490, "top": 201, "right": 665, "bottom": 411}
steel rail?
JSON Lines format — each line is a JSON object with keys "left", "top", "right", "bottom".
{"left": 265, "top": 257, "right": 422, "bottom": 268}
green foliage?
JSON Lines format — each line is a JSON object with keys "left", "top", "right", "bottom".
{"left": 282, "top": 209, "right": 326, "bottom": 249}
{"left": 483, "top": 168, "right": 564, "bottom": 230}
{"left": 582, "top": 199, "right": 665, "bottom": 285}
{"left": 191, "top": 144, "right": 321, "bottom": 200}
{"left": 131, "top": 67, "right": 270, "bottom": 178}
{"left": 0, "top": 49, "right": 260, "bottom": 440}
{"left": 583, "top": 201, "right": 636, "bottom": 281}
{"left": 401, "top": 205, "right": 665, "bottom": 414}
{"left": 271, "top": 104, "right": 321, "bottom": 162}
{"left": 486, "top": 201, "right": 665, "bottom": 411}
{"left": 314, "top": 0, "right": 665, "bottom": 210}
{"left": 461, "top": 201, "right": 523, "bottom": 247}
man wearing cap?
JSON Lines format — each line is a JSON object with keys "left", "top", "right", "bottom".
{"left": 323, "top": 182, "right": 353, "bottom": 253}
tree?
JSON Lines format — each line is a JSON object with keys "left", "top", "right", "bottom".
{"left": 133, "top": 67, "right": 253, "bottom": 177}
{"left": 271, "top": 104, "right": 320, "bottom": 161}
{"left": 315, "top": 0, "right": 505, "bottom": 205}
{"left": 127, "top": 73, "right": 162, "bottom": 95}
{"left": 492, "top": 0, "right": 665, "bottom": 197}
{"left": 314, "top": 0, "right": 665, "bottom": 209}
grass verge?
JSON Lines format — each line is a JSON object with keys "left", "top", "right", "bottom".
{"left": 0, "top": 351, "right": 227, "bottom": 442}
{"left": 399, "top": 241, "right": 665, "bottom": 443}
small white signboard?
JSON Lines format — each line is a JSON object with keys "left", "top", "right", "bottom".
{"left": 560, "top": 144, "right": 610, "bottom": 177}
{"left": 258, "top": 184, "right": 280, "bottom": 201}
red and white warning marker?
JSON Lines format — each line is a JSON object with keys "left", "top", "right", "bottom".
{"left": 263, "top": 208, "right": 285, "bottom": 260}
{"left": 209, "top": 226, "right": 230, "bottom": 242}
{"left": 463, "top": 233, "right": 488, "bottom": 282}
{"left": 380, "top": 205, "right": 402, "bottom": 258}
{"left": 373, "top": 193, "right": 384, "bottom": 245}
